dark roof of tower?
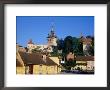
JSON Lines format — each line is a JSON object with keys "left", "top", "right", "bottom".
{"left": 80, "top": 37, "right": 92, "bottom": 44}
{"left": 28, "top": 39, "right": 34, "bottom": 44}
{"left": 47, "top": 31, "right": 57, "bottom": 38}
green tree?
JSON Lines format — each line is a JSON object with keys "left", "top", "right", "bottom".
{"left": 77, "top": 38, "right": 83, "bottom": 56}
{"left": 64, "top": 60, "right": 76, "bottom": 70}
{"left": 64, "top": 36, "right": 73, "bottom": 54}
{"left": 72, "top": 37, "right": 83, "bottom": 56}
{"left": 57, "top": 39, "right": 64, "bottom": 50}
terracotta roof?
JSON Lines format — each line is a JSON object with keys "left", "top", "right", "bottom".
{"left": 75, "top": 56, "right": 94, "bottom": 61}
{"left": 19, "top": 51, "right": 58, "bottom": 66}
{"left": 80, "top": 37, "right": 92, "bottom": 44}
{"left": 28, "top": 39, "right": 34, "bottom": 44}
{"left": 66, "top": 52, "right": 74, "bottom": 61}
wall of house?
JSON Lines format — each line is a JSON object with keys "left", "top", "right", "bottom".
{"left": 74, "top": 61, "right": 87, "bottom": 70}
{"left": 16, "top": 65, "right": 61, "bottom": 74}
{"left": 33, "top": 65, "right": 46, "bottom": 74}
{"left": 87, "top": 61, "right": 94, "bottom": 70}
{"left": 16, "top": 66, "right": 25, "bottom": 74}
{"left": 73, "top": 65, "right": 87, "bottom": 70}
{"left": 33, "top": 65, "right": 60, "bottom": 74}
{"left": 73, "top": 61, "right": 94, "bottom": 71}
{"left": 16, "top": 52, "right": 24, "bottom": 66}
{"left": 47, "top": 65, "right": 57, "bottom": 74}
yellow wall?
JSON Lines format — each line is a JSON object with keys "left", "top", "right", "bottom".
{"left": 33, "top": 65, "right": 60, "bottom": 75}
{"left": 87, "top": 61, "right": 94, "bottom": 70}
{"left": 16, "top": 66, "right": 25, "bottom": 74}
{"left": 74, "top": 65, "right": 87, "bottom": 70}
{"left": 76, "top": 61, "right": 87, "bottom": 63}
{"left": 33, "top": 65, "right": 47, "bottom": 74}
{"left": 16, "top": 65, "right": 61, "bottom": 75}
{"left": 74, "top": 61, "right": 94, "bottom": 70}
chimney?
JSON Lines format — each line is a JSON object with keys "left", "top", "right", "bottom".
{"left": 42, "top": 54, "right": 47, "bottom": 63}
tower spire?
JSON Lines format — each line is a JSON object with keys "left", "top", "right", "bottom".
{"left": 47, "top": 22, "right": 57, "bottom": 46}
{"left": 80, "top": 32, "right": 83, "bottom": 38}
{"left": 51, "top": 22, "right": 55, "bottom": 31}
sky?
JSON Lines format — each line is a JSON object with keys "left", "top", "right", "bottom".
{"left": 16, "top": 16, "right": 94, "bottom": 47}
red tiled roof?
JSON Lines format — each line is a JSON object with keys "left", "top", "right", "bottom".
{"left": 80, "top": 37, "right": 92, "bottom": 44}
{"left": 18, "top": 51, "right": 58, "bottom": 66}
{"left": 28, "top": 39, "right": 34, "bottom": 44}
{"left": 75, "top": 56, "right": 94, "bottom": 61}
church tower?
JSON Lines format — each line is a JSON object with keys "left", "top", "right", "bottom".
{"left": 80, "top": 33, "right": 92, "bottom": 56}
{"left": 47, "top": 25, "right": 57, "bottom": 47}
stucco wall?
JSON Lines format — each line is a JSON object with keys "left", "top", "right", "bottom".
{"left": 16, "top": 67, "right": 25, "bottom": 74}
{"left": 74, "top": 61, "right": 94, "bottom": 70}
{"left": 74, "top": 65, "right": 87, "bottom": 70}
{"left": 33, "top": 65, "right": 59, "bottom": 74}
{"left": 87, "top": 61, "right": 94, "bottom": 70}
{"left": 16, "top": 65, "right": 61, "bottom": 75}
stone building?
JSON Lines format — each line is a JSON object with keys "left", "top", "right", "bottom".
{"left": 27, "top": 25, "right": 58, "bottom": 53}
{"left": 74, "top": 56, "right": 94, "bottom": 71}
{"left": 16, "top": 51, "right": 61, "bottom": 74}
{"left": 47, "top": 30, "right": 57, "bottom": 47}
{"left": 27, "top": 39, "right": 37, "bottom": 53}
{"left": 80, "top": 35, "right": 92, "bottom": 56}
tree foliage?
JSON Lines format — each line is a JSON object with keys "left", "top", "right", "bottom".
{"left": 57, "top": 39, "right": 64, "bottom": 50}
{"left": 64, "top": 36, "right": 73, "bottom": 54}
{"left": 72, "top": 37, "right": 83, "bottom": 56}
{"left": 57, "top": 35, "right": 94, "bottom": 69}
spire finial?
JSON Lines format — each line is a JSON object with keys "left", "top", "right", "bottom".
{"left": 51, "top": 22, "right": 55, "bottom": 31}
{"left": 80, "top": 32, "right": 83, "bottom": 38}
